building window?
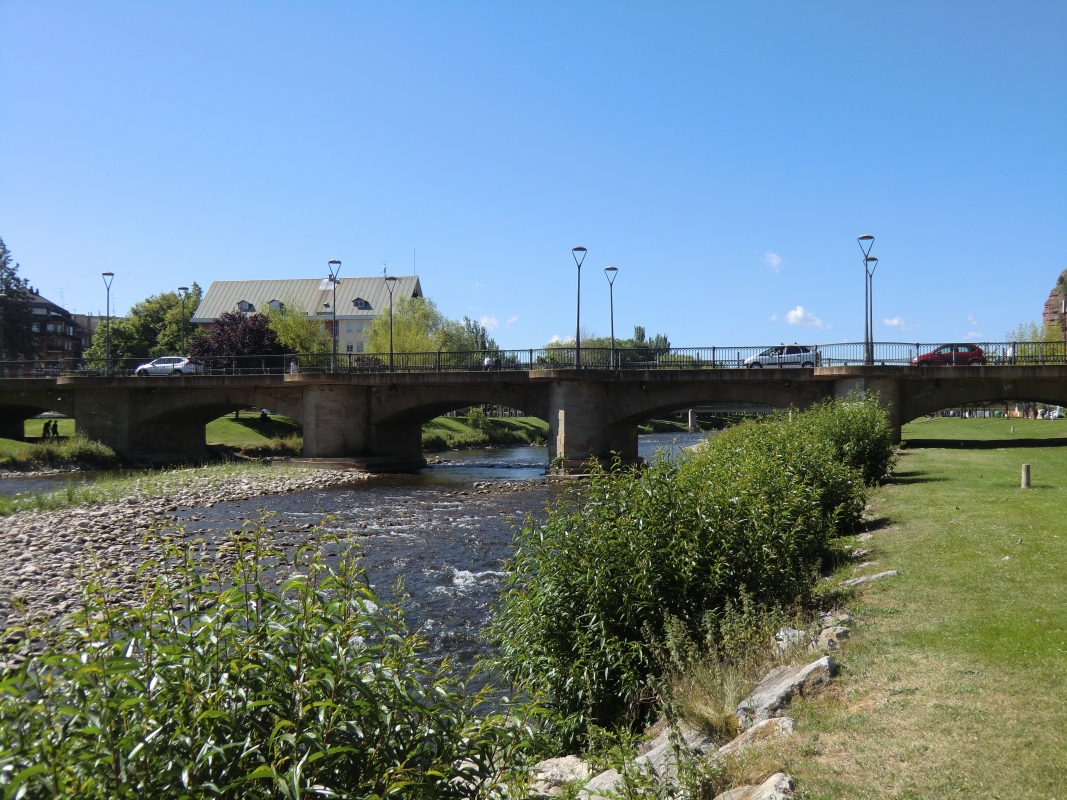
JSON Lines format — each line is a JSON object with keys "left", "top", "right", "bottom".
{"left": 346, "top": 321, "right": 354, "bottom": 333}
{"left": 238, "top": 300, "right": 256, "bottom": 313}
{"left": 357, "top": 341, "right": 364, "bottom": 352}
{"left": 346, "top": 342, "right": 354, "bottom": 352}
{"left": 352, "top": 298, "right": 367, "bottom": 309}
{"left": 33, "top": 307, "right": 46, "bottom": 315}
{"left": 356, "top": 321, "right": 364, "bottom": 333}
{"left": 31, "top": 323, "right": 40, "bottom": 332}
{"left": 268, "top": 299, "right": 284, "bottom": 310}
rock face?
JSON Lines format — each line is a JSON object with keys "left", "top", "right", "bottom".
{"left": 716, "top": 717, "right": 795, "bottom": 759}
{"left": 735, "top": 657, "right": 837, "bottom": 729}
{"left": 530, "top": 755, "right": 590, "bottom": 798}
{"left": 1042, "top": 268, "right": 1067, "bottom": 330}
{"left": 714, "top": 772, "right": 796, "bottom": 800}
{"left": 578, "top": 725, "right": 717, "bottom": 798}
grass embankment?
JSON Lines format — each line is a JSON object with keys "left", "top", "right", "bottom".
{"left": 902, "top": 415, "right": 1065, "bottom": 441}
{"left": 422, "top": 415, "right": 548, "bottom": 450}
{"left": 206, "top": 414, "right": 303, "bottom": 456}
{"left": 727, "top": 444, "right": 1067, "bottom": 798}
{"left": 0, "top": 461, "right": 311, "bottom": 517}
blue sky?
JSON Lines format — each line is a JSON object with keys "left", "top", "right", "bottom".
{"left": 1, "top": 1, "right": 1064, "bottom": 348}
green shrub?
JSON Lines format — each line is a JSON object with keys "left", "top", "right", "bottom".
{"left": 466, "top": 406, "right": 487, "bottom": 431}
{"left": 796, "top": 395, "right": 897, "bottom": 485}
{"left": 490, "top": 403, "right": 874, "bottom": 748}
{"left": 0, "top": 527, "right": 527, "bottom": 799}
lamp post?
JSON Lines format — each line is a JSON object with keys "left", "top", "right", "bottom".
{"left": 384, "top": 275, "right": 398, "bottom": 371}
{"left": 0, "top": 291, "right": 6, "bottom": 377}
{"left": 177, "top": 286, "right": 189, "bottom": 355}
{"left": 102, "top": 272, "right": 114, "bottom": 376}
{"left": 328, "top": 260, "right": 341, "bottom": 372}
{"left": 572, "top": 246, "right": 587, "bottom": 368}
{"left": 604, "top": 266, "right": 618, "bottom": 368}
{"left": 857, "top": 235, "right": 875, "bottom": 365}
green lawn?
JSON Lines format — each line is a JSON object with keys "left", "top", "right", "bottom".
{"left": 205, "top": 414, "right": 302, "bottom": 446}
{"left": 902, "top": 415, "right": 1065, "bottom": 441}
{"left": 22, "top": 418, "right": 76, "bottom": 438}
{"left": 422, "top": 415, "right": 548, "bottom": 449}
{"left": 729, "top": 445, "right": 1067, "bottom": 798}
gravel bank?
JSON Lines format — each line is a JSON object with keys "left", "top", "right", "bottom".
{"left": 0, "top": 468, "right": 366, "bottom": 631}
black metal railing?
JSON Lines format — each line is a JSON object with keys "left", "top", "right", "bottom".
{"left": 1, "top": 341, "right": 1065, "bottom": 378}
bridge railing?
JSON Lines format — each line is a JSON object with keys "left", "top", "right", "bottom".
{"left": 1, "top": 341, "right": 1065, "bottom": 378}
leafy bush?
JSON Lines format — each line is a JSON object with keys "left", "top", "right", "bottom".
{"left": 795, "top": 394, "right": 897, "bottom": 485}
{"left": 466, "top": 406, "right": 488, "bottom": 430}
{"left": 0, "top": 528, "right": 527, "bottom": 799}
{"left": 490, "top": 402, "right": 875, "bottom": 747}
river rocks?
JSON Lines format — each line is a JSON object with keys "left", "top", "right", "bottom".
{"left": 714, "top": 772, "right": 796, "bottom": 800}
{"left": 840, "top": 569, "right": 898, "bottom": 588}
{"left": 735, "top": 657, "right": 837, "bottom": 729}
{"left": 0, "top": 467, "right": 364, "bottom": 629}
{"left": 577, "top": 725, "right": 717, "bottom": 798}
{"left": 578, "top": 769, "right": 623, "bottom": 799}
{"left": 530, "top": 755, "right": 590, "bottom": 797}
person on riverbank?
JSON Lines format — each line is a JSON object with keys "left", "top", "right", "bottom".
{"left": 41, "top": 421, "right": 51, "bottom": 441}
{"left": 50, "top": 420, "right": 60, "bottom": 439}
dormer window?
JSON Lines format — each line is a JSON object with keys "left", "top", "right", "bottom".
{"left": 352, "top": 297, "right": 368, "bottom": 309}
{"left": 268, "top": 299, "right": 284, "bottom": 310}
{"left": 238, "top": 300, "right": 256, "bottom": 313}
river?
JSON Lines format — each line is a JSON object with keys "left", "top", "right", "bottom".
{"left": 0, "top": 432, "right": 708, "bottom": 670}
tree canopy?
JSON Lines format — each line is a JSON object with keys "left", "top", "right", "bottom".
{"left": 264, "top": 300, "right": 331, "bottom": 353}
{"left": 0, "top": 237, "right": 35, "bottom": 358}
{"left": 366, "top": 297, "right": 498, "bottom": 354}
{"left": 83, "top": 284, "right": 203, "bottom": 361}
{"left": 188, "top": 311, "right": 285, "bottom": 358}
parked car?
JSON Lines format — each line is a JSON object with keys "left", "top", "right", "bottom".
{"left": 744, "top": 345, "right": 819, "bottom": 368}
{"left": 911, "top": 343, "right": 986, "bottom": 366}
{"left": 133, "top": 356, "right": 204, "bottom": 376}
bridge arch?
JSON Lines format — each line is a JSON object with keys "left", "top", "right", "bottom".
{"left": 899, "top": 377, "right": 1067, "bottom": 425}
{"left": 607, "top": 379, "right": 833, "bottom": 425}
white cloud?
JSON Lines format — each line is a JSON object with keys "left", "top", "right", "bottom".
{"left": 883, "top": 316, "right": 916, "bottom": 331}
{"left": 966, "top": 331, "right": 984, "bottom": 340}
{"left": 506, "top": 315, "right": 519, "bottom": 327}
{"left": 480, "top": 315, "right": 498, "bottom": 331}
{"left": 967, "top": 313, "right": 978, "bottom": 327}
{"left": 763, "top": 252, "right": 783, "bottom": 273}
{"left": 785, "top": 306, "right": 828, "bottom": 329}
{"left": 472, "top": 282, "right": 484, "bottom": 289}
{"left": 548, "top": 334, "right": 566, "bottom": 344}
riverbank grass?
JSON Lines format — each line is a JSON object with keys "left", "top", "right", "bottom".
{"left": 0, "top": 460, "right": 315, "bottom": 517}
{"left": 723, "top": 444, "right": 1067, "bottom": 798}
{"left": 422, "top": 415, "right": 548, "bottom": 450}
{"left": 206, "top": 413, "right": 303, "bottom": 455}
{"left": 901, "top": 415, "right": 1065, "bottom": 441}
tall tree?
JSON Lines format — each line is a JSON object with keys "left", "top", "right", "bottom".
{"left": 188, "top": 311, "right": 285, "bottom": 357}
{"left": 83, "top": 283, "right": 204, "bottom": 361}
{"left": 0, "top": 237, "right": 35, "bottom": 358}
{"left": 265, "top": 300, "right": 331, "bottom": 353}
{"left": 367, "top": 297, "right": 499, "bottom": 354}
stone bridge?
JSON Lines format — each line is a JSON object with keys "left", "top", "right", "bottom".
{"left": 1, "top": 366, "right": 1065, "bottom": 470}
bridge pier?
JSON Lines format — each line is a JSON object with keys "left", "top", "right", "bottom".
{"left": 548, "top": 379, "right": 639, "bottom": 471}
{"left": 76, "top": 388, "right": 210, "bottom": 463}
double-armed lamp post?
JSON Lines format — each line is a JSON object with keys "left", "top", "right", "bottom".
{"left": 571, "top": 246, "right": 587, "bottom": 368}
{"left": 102, "top": 272, "right": 115, "bottom": 376}
{"left": 384, "top": 274, "right": 398, "bottom": 371}
{"left": 604, "top": 265, "right": 618, "bottom": 368}
{"left": 327, "top": 260, "right": 341, "bottom": 371}
{"left": 857, "top": 235, "right": 878, "bottom": 366}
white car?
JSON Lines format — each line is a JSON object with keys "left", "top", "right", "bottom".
{"left": 744, "top": 345, "right": 820, "bottom": 368}
{"left": 134, "top": 356, "right": 204, "bottom": 376}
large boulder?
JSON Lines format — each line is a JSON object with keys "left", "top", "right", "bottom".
{"left": 530, "top": 755, "right": 591, "bottom": 797}
{"left": 735, "top": 656, "right": 836, "bottom": 728}
{"left": 716, "top": 717, "right": 795, "bottom": 759}
{"left": 714, "top": 772, "right": 796, "bottom": 800}
{"left": 577, "top": 725, "right": 717, "bottom": 798}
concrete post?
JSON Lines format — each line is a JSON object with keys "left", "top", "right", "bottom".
{"left": 547, "top": 379, "right": 638, "bottom": 471}
{"left": 1021, "top": 464, "right": 1030, "bottom": 488}
{"left": 688, "top": 408, "right": 696, "bottom": 431}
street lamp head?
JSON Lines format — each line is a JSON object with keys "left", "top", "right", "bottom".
{"left": 385, "top": 275, "right": 398, "bottom": 282}
{"left": 857, "top": 234, "right": 874, "bottom": 242}
{"left": 572, "top": 246, "right": 587, "bottom": 268}
{"left": 604, "top": 265, "right": 618, "bottom": 284}
{"left": 177, "top": 285, "right": 189, "bottom": 294}
{"left": 102, "top": 272, "right": 114, "bottom": 288}
{"left": 328, "top": 259, "right": 341, "bottom": 280}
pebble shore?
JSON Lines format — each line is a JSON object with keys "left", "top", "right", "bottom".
{"left": 0, "top": 468, "right": 366, "bottom": 632}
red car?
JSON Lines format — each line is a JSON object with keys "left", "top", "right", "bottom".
{"left": 912, "top": 343, "right": 986, "bottom": 366}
